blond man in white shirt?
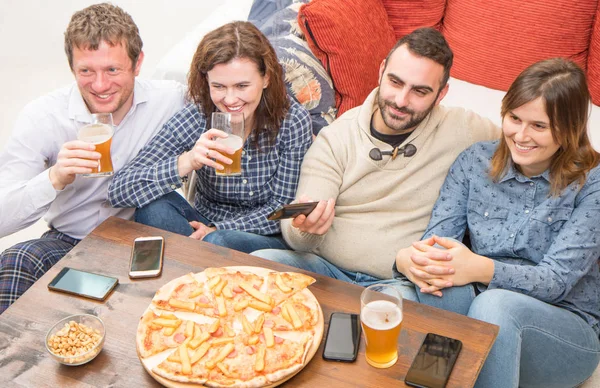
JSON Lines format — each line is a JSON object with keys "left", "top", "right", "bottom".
{"left": 0, "top": 3, "right": 185, "bottom": 313}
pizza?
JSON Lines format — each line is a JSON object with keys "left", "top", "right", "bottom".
{"left": 136, "top": 267, "right": 322, "bottom": 387}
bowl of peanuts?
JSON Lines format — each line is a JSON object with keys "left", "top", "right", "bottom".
{"left": 45, "top": 314, "right": 105, "bottom": 366}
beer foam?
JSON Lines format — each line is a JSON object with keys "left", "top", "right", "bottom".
{"left": 216, "top": 135, "right": 243, "bottom": 150}
{"left": 79, "top": 123, "right": 112, "bottom": 144}
{"left": 361, "top": 300, "right": 402, "bottom": 330}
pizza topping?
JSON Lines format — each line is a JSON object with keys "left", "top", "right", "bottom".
{"left": 211, "top": 337, "right": 235, "bottom": 346}
{"left": 152, "top": 318, "right": 182, "bottom": 328}
{"left": 272, "top": 306, "right": 281, "bottom": 314}
{"left": 188, "top": 332, "right": 210, "bottom": 349}
{"left": 216, "top": 296, "right": 227, "bottom": 317}
{"left": 274, "top": 336, "right": 284, "bottom": 344}
{"left": 264, "top": 327, "right": 275, "bottom": 348}
{"left": 222, "top": 286, "right": 233, "bottom": 299}
{"left": 168, "top": 299, "right": 195, "bottom": 311}
{"left": 240, "top": 283, "right": 274, "bottom": 306}
{"left": 206, "top": 343, "right": 235, "bottom": 369}
{"left": 254, "top": 346, "right": 266, "bottom": 372}
{"left": 198, "top": 295, "right": 210, "bottom": 304}
{"left": 212, "top": 327, "right": 224, "bottom": 337}
{"left": 233, "top": 300, "right": 249, "bottom": 312}
{"left": 241, "top": 314, "right": 254, "bottom": 335}
{"left": 226, "top": 349, "right": 238, "bottom": 359}
{"left": 248, "top": 299, "right": 273, "bottom": 312}
{"left": 190, "top": 342, "right": 211, "bottom": 365}
{"left": 185, "top": 321, "right": 195, "bottom": 338}
{"left": 253, "top": 314, "right": 265, "bottom": 333}
{"left": 275, "top": 274, "right": 292, "bottom": 293}
{"left": 281, "top": 304, "right": 291, "bottom": 323}
{"left": 247, "top": 335, "right": 259, "bottom": 345}
{"left": 263, "top": 320, "right": 274, "bottom": 329}
{"left": 179, "top": 345, "right": 192, "bottom": 375}
{"left": 163, "top": 327, "right": 176, "bottom": 336}
{"left": 217, "top": 362, "right": 232, "bottom": 377}
{"left": 246, "top": 346, "right": 255, "bottom": 355}
{"left": 232, "top": 286, "right": 244, "bottom": 293}
{"left": 189, "top": 286, "right": 205, "bottom": 299}
{"left": 214, "top": 278, "right": 227, "bottom": 296}
{"left": 208, "top": 319, "right": 220, "bottom": 334}
{"left": 174, "top": 333, "right": 186, "bottom": 344}
{"left": 208, "top": 276, "right": 221, "bottom": 289}
{"left": 286, "top": 303, "right": 303, "bottom": 329}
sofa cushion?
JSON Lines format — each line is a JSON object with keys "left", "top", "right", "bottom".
{"left": 588, "top": 6, "right": 600, "bottom": 106}
{"left": 442, "top": 0, "right": 598, "bottom": 92}
{"left": 298, "top": 0, "right": 397, "bottom": 115}
{"left": 248, "top": 0, "right": 336, "bottom": 134}
{"left": 381, "top": 0, "right": 446, "bottom": 40}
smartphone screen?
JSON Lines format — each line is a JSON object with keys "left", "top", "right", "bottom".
{"left": 48, "top": 267, "right": 118, "bottom": 301}
{"left": 267, "top": 202, "right": 319, "bottom": 221}
{"left": 405, "top": 333, "right": 463, "bottom": 388}
{"left": 322, "top": 312, "right": 361, "bottom": 362}
{"left": 129, "top": 237, "right": 164, "bottom": 278}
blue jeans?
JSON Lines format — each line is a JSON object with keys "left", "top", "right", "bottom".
{"left": 415, "top": 286, "right": 600, "bottom": 388}
{"left": 251, "top": 249, "right": 417, "bottom": 301}
{"left": 134, "top": 192, "right": 288, "bottom": 254}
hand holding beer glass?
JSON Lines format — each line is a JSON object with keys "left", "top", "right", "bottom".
{"left": 211, "top": 112, "right": 244, "bottom": 176}
{"left": 360, "top": 284, "right": 403, "bottom": 368}
{"left": 77, "top": 113, "right": 114, "bottom": 177}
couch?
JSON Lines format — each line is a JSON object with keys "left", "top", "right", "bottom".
{"left": 154, "top": 0, "right": 600, "bottom": 385}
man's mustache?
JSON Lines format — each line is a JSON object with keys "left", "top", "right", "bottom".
{"left": 384, "top": 101, "right": 414, "bottom": 115}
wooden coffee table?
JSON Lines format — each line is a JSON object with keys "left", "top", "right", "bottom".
{"left": 0, "top": 217, "right": 498, "bottom": 387}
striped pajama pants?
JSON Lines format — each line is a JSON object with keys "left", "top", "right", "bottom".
{"left": 0, "top": 229, "right": 79, "bottom": 314}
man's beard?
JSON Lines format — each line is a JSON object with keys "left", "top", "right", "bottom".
{"left": 377, "top": 96, "right": 436, "bottom": 133}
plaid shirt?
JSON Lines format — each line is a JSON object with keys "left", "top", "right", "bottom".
{"left": 108, "top": 98, "right": 312, "bottom": 235}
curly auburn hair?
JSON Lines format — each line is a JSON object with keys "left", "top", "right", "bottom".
{"left": 490, "top": 58, "right": 600, "bottom": 195}
{"left": 64, "top": 3, "right": 142, "bottom": 70}
{"left": 188, "top": 21, "right": 289, "bottom": 148}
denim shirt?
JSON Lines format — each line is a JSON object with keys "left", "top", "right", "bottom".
{"left": 421, "top": 141, "right": 600, "bottom": 334}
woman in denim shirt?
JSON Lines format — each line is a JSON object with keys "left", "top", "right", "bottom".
{"left": 395, "top": 58, "right": 600, "bottom": 387}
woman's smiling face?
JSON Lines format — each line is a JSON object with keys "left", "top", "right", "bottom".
{"left": 502, "top": 97, "right": 561, "bottom": 177}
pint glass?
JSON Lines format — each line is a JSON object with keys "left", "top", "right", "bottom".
{"left": 212, "top": 112, "right": 244, "bottom": 176}
{"left": 360, "top": 284, "right": 403, "bottom": 368}
{"left": 78, "top": 113, "right": 114, "bottom": 177}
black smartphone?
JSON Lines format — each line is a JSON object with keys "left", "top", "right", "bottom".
{"left": 405, "top": 333, "right": 463, "bottom": 388}
{"left": 129, "top": 236, "right": 165, "bottom": 278}
{"left": 267, "top": 202, "right": 320, "bottom": 221}
{"left": 48, "top": 267, "right": 118, "bottom": 301}
{"left": 322, "top": 312, "right": 362, "bottom": 362}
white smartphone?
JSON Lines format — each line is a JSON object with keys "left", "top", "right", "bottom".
{"left": 129, "top": 236, "right": 165, "bottom": 279}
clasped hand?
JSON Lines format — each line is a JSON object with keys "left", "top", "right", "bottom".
{"left": 396, "top": 236, "right": 479, "bottom": 296}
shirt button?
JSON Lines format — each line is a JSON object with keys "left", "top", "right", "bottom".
{"left": 249, "top": 191, "right": 254, "bottom": 196}
{"left": 171, "top": 184, "right": 177, "bottom": 190}
{"left": 242, "top": 150, "right": 246, "bottom": 155}
{"left": 248, "top": 156, "right": 252, "bottom": 160}
{"left": 547, "top": 217, "right": 553, "bottom": 222}
{"left": 243, "top": 179, "right": 248, "bottom": 184}
{"left": 525, "top": 209, "right": 530, "bottom": 214}
{"left": 484, "top": 212, "right": 489, "bottom": 217}
{"left": 530, "top": 182, "right": 534, "bottom": 186}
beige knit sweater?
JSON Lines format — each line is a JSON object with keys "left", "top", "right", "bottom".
{"left": 282, "top": 88, "right": 500, "bottom": 279}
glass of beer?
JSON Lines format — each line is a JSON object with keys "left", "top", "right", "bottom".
{"left": 211, "top": 112, "right": 244, "bottom": 176}
{"left": 77, "top": 113, "right": 114, "bottom": 177}
{"left": 360, "top": 284, "right": 403, "bottom": 368}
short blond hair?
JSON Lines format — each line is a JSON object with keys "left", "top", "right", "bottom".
{"left": 64, "top": 3, "right": 142, "bottom": 70}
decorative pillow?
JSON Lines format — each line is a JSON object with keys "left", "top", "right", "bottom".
{"left": 588, "top": 5, "right": 600, "bottom": 106}
{"left": 441, "top": 0, "right": 597, "bottom": 92}
{"left": 381, "top": 0, "right": 446, "bottom": 39}
{"left": 298, "top": 0, "right": 397, "bottom": 116}
{"left": 249, "top": 0, "right": 337, "bottom": 134}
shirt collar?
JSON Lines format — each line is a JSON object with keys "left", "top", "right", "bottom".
{"left": 499, "top": 162, "right": 551, "bottom": 183}
{"left": 68, "top": 79, "right": 148, "bottom": 124}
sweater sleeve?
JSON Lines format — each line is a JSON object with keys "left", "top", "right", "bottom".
{"left": 282, "top": 126, "right": 345, "bottom": 251}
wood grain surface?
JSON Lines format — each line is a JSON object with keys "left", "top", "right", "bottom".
{"left": 0, "top": 217, "right": 498, "bottom": 387}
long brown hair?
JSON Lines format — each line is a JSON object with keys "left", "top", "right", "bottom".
{"left": 188, "top": 21, "right": 289, "bottom": 147}
{"left": 490, "top": 58, "right": 599, "bottom": 195}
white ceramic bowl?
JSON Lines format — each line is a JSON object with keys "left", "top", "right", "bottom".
{"left": 45, "top": 314, "right": 105, "bottom": 366}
